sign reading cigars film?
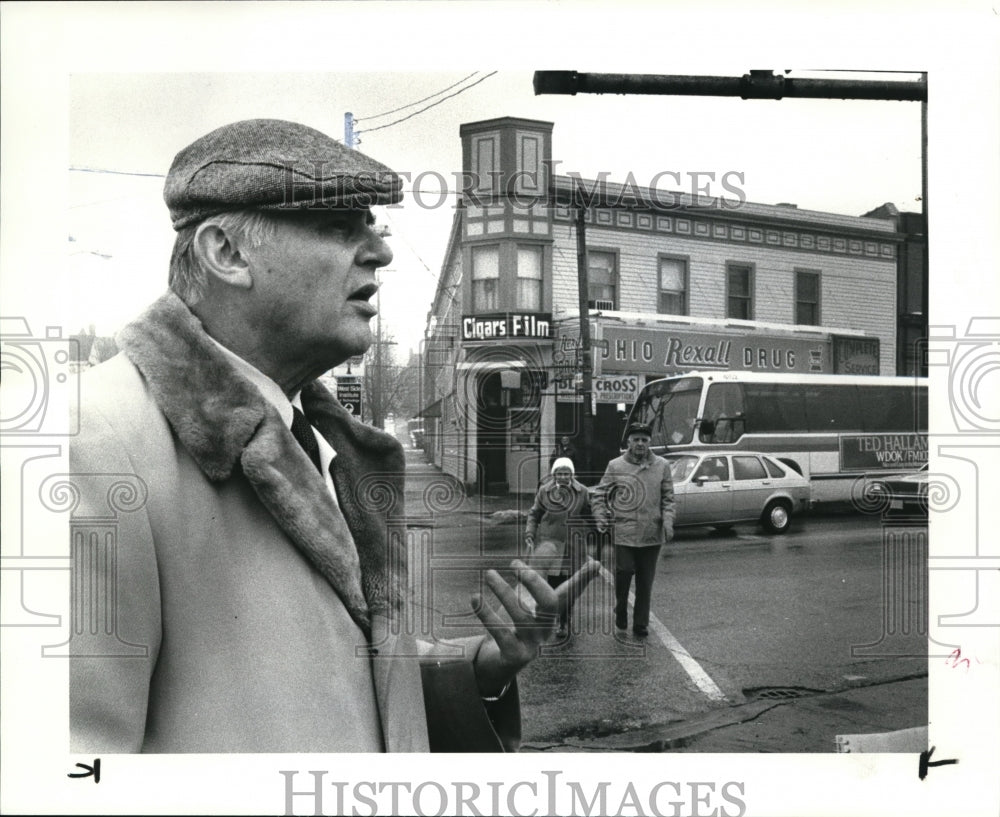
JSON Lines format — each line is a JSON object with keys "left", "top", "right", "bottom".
{"left": 461, "top": 312, "right": 553, "bottom": 341}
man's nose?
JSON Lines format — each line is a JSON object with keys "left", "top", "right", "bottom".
{"left": 359, "top": 228, "right": 393, "bottom": 268}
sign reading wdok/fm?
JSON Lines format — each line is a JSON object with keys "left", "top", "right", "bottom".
{"left": 461, "top": 313, "right": 553, "bottom": 341}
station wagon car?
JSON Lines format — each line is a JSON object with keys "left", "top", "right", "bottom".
{"left": 665, "top": 451, "right": 811, "bottom": 534}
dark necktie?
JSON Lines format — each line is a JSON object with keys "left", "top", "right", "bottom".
{"left": 290, "top": 407, "right": 323, "bottom": 473}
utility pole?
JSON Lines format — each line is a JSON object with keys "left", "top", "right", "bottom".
{"left": 344, "top": 112, "right": 360, "bottom": 147}
{"left": 374, "top": 281, "right": 382, "bottom": 428}
{"left": 574, "top": 179, "right": 595, "bottom": 475}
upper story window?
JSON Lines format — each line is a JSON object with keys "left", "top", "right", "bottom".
{"left": 516, "top": 245, "right": 543, "bottom": 311}
{"left": 658, "top": 256, "right": 688, "bottom": 315}
{"left": 588, "top": 250, "right": 617, "bottom": 308}
{"left": 795, "top": 270, "right": 821, "bottom": 325}
{"left": 471, "top": 245, "right": 499, "bottom": 311}
{"left": 726, "top": 263, "right": 754, "bottom": 320}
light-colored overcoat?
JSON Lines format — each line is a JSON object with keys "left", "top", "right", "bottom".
{"left": 69, "top": 293, "right": 517, "bottom": 753}
{"left": 591, "top": 452, "right": 676, "bottom": 546}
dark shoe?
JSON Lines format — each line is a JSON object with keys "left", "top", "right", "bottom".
{"left": 632, "top": 625, "right": 649, "bottom": 638}
{"left": 556, "top": 624, "right": 569, "bottom": 639}
{"left": 615, "top": 615, "right": 627, "bottom": 631}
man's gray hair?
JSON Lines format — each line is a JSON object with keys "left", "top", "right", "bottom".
{"left": 168, "top": 210, "right": 275, "bottom": 305}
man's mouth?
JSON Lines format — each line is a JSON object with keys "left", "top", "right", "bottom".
{"left": 347, "top": 283, "right": 379, "bottom": 315}
{"left": 348, "top": 283, "right": 379, "bottom": 303}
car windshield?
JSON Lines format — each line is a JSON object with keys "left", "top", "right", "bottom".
{"left": 666, "top": 454, "right": 699, "bottom": 482}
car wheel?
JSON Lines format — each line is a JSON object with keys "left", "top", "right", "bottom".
{"left": 761, "top": 500, "right": 792, "bottom": 534}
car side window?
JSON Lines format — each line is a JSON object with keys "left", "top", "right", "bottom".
{"left": 693, "top": 456, "right": 730, "bottom": 482}
{"left": 669, "top": 456, "right": 698, "bottom": 482}
{"left": 763, "top": 457, "right": 785, "bottom": 478}
{"left": 733, "top": 455, "right": 767, "bottom": 480}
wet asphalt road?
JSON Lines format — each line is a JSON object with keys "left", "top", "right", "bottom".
{"left": 395, "top": 435, "right": 928, "bottom": 752}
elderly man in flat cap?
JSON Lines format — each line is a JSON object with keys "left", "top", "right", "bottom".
{"left": 591, "top": 421, "right": 675, "bottom": 639}
{"left": 70, "top": 119, "right": 597, "bottom": 753}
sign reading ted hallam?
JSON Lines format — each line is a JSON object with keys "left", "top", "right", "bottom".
{"left": 461, "top": 313, "right": 553, "bottom": 342}
{"left": 840, "top": 433, "right": 928, "bottom": 471}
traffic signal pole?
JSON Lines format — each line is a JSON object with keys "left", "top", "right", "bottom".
{"left": 532, "top": 70, "right": 926, "bottom": 101}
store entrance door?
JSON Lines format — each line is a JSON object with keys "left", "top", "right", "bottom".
{"left": 475, "top": 371, "right": 508, "bottom": 493}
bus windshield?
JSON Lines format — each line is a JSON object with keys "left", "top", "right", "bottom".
{"left": 627, "top": 376, "right": 702, "bottom": 448}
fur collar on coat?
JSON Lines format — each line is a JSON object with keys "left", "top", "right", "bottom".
{"left": 116, "top": 291, "right": 407, "bottom": 637}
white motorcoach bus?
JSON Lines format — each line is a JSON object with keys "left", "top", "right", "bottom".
{"left": 625, "top": 371, "right": 928, "bottom": 504}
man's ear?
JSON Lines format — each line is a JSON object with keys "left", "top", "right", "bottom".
{"left": 193, "top": 222, "right": 253, "bottom": 290}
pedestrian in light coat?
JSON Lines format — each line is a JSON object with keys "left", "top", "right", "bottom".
{"left": 591, "top": 422, "right": 675, "bottom": 637}
{"left": 525, "top": 457, "right": 593, "bottom": 638}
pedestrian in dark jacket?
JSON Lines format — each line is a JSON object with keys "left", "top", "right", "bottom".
{"left": 549, "top": 435, "right": 578, "bottom": 468}
{"left": 525, "top": 457, "right": 592, "bottom": 638}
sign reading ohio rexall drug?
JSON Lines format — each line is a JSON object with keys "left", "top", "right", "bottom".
{"left": 593, "top": 325, "right": 873, "bottom": 376}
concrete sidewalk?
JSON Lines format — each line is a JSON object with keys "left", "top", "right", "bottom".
{"left": 401, "top": 445, "right": 529, "bottom": 523}
{"left": 522, "top": 675, "right": 929, "bottom": 754}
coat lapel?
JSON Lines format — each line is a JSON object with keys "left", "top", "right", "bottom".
{"left": 302, "top": 382, "right": 407, "bottom": 619}
{"left": 116, "top": 291, "right": 408, "bottom": 636}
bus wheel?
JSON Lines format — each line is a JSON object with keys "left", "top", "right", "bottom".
{"left": 762, "top": 500, "right": 792, "bottom": 534}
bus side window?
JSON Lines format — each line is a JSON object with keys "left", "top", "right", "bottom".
{"left": 701, "top": 383, "right": 745, "bottom": 443}
{"left": 859, "top": 384, "right": 922, "bottom": 432}
{"left": 743, "top": 383, "right": 807, "bottom": 433}
{"left": 804, "top": 385, "right": 863, "bottom": 431}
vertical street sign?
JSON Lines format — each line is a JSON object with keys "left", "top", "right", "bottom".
{"left": 336, "top": 377, "right": 363, "bottom": 418}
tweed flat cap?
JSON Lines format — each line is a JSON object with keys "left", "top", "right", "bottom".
{"left": 163, "top": 118, "right": 403, "bottom": 229}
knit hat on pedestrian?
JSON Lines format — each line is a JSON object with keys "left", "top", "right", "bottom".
{"left": 551, "top": 457, "right": 575, "bottom": 475}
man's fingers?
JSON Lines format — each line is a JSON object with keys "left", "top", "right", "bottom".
{"left": 556, "top": 557, "right": 602, "bottom": 612}
{"left": 509, "top": 559, "right": 559, "bottom": 619}
{"left": 471, "top": 592, "right": 516, "bottom": 649}
{"left": 482, "top": 569, "right": 526, "bottom": 617}
{"left": 570, "top": 556, "right": 601, "bottom": 588}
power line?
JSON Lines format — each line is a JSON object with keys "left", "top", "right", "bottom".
{"left": 70, "top": 166, "right": 165, "bottom": 178}
{"left": 381, "top": 207, "right": 439, "bottom": 284}
{"left": 360, "top": 72, "right": 498, "bottom": 136}
{"left": 354, "top": 72, "right": 481, "bottom": 122}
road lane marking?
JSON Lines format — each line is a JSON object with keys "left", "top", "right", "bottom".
{"left": 597, "top": 564, "right": 728, "bottom": 703}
